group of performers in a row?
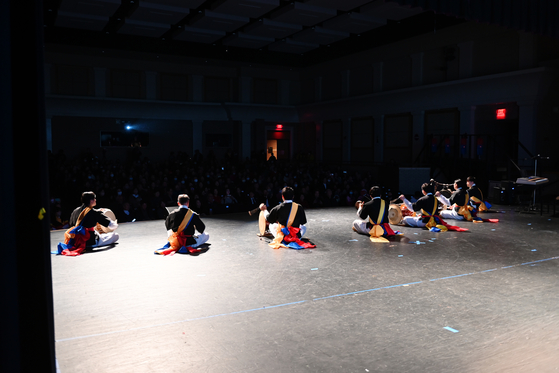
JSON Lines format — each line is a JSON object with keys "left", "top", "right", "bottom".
{"left": 352, "top": 176, "right": 497, "bottom": 242}
{"left": 54, "top": 176, "right": 495, "bottom": 256}
{"left": 248, "top": 176, "right": 495, "bottom": 248}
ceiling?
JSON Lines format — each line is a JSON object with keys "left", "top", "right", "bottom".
{"left": 43, "top": 0, "right": 466, "bottom": 66}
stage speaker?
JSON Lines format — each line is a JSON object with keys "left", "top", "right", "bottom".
{"left": 489, "top": 180, "right": 515, "bottom": 205}
{"left": 399, "top": 167, "right": 430, "bottom": 195}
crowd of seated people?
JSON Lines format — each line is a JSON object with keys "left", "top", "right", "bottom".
{"left": 48, "top": 148, "right": 389, "bottom": 230}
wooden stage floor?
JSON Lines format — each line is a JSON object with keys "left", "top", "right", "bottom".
{"left": 50, "top": 206, "right": 559, "bottom": 373}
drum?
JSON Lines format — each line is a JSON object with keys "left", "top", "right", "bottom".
{"left": 437, "top": 188, "right": 453, "bottom": 210}
{"left": 96, "top": 208, "right": 117, "bottom": 234}
{"left": 389, "top": 203, "right": 415, "bottom": 225}
{"left": 440, "top": 189, "right": 452, "bottom": 198}
{"left": 388, "top": 204, "right": 403, "bottom": 225}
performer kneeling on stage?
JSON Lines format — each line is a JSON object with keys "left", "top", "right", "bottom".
{"left": 353, "top": 186, "right": 401, "bottom": 243}
{"left": 56, "top": 191, "right": 119, "bottom": 256}
{"left": 399, "top": 182, "right": 468, "bottom": 232}
{"left": 155, "top": 194, "right": 209, "bottom": 255}
{"left": 467, "top": 176, "right": 491, "bottom": 211}
{"left": 466, "top": 176, "right": 498, "bottom": 223}
{"left": 260, "top": 186, "right": 315, "bottom": 249}
{"left": 435, "top": 179, "right": 473, "bottom": 221}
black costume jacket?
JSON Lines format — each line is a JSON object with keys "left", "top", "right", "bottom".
{"left": 448, "top": 188, "right": 469, "bottom": 211}
{"left": 411, "top": 194, "right": 438, "bottom": 223}
{"left": 467, "top": 185, "right": 483, "bottom": 204}
{"left": 69, "top": 205, "right": 111, "bottom": 246}
{"left": 359, "top": 197, "right": 390, "bottom": 228}
{"left": 266, "top": 201, "right": 307, "bottom": 228}
{"left": 165, "top": 207, "right": 205, "bottom": 236}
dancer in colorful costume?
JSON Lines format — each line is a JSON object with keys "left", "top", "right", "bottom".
{"left": 466, "top": 176, "right": 498, "bottom": 223}
{"left": 56, "top": 191, "right": 119, "bottom": 256}
{"left": 260, "top": 186, "right": 315, "bottom": 249}
{"left": 435, "top": 179, "right": 473, "bottom": 221}
{"left": 399, "top": 182, "right": 468, "bottom": 232}
{"left": 155, "top": 194, "right": 209, "bottom": 255}
{"left": 353, "top": 186, "right": 402, "bottom": 243}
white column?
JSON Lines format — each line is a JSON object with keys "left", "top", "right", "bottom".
{"left": 458, "top": 105, "right": 476, "bottom": 159}
{"left": 44, "top": 64, "right": 51, "bottom": 95}
{"left": 342, "top": 117, "right": 351, "bottom": 162}
{"left": 458, "top": 105, "right": 476, "bottom": 134}
{"left": 315, "top": 76, "right": 322, "bottom": 102}
{"left": 412, "top": 111, "right": 425, "bottom": 161}
{"left": 411, "top": 52, "right": 423, "bottom": 87}
{"left": 518, "top": 101, "right": 538, "bottom": 168}
{"left": 192, "top": 75, "right": 203, "bottom": 102}
{"left": 373, "top": 62, "right": 383, "bottom": 93}
{"left": 192, "top": 120, "right": 203, "bottom": 153}
{"left": 45, "top": 116, "right": 52, "bottom": 152}
{"left": 341, "top": 70, "right": 350, "bottom": 97}
{"left": 239, "top": 76, "right": 251, "bottom": 103}
{"left": 145, "top": 71, "right": 157, "bottom": 100}
{"left": 373, "top": 114, "right": 383, "bottom": 162}
{"left": 518, "top": 31, "right": 536, "bottom": 69}
{"left": 279, "top": 79, "right": 290, "bottom": 105}
{"left": 315, "top": 120, "right": 323, "bottom": 161}
{"left": 93, "top": 67, "right": 106, "bottom": 97}
{"left": 458, "top": 41, "right": 474, "bottom": 79}
{"left": 241, "top": 121, "right": 251, "bottom": 160}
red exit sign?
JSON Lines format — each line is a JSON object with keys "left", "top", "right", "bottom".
{"left": 496, "top": 108, "right": 506, "bottom": 120}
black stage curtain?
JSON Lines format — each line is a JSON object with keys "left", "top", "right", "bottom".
{"left": 0, "top": 0, "right": 56, "bottom": 372}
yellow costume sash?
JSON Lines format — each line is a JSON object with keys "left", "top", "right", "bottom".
{"left": 167, "top": 208, "right": 194, "bottom": 251}
{"left": 178, "top": 209, "right": 194, "bottom": 233}
{"left": 421, "top": 198, "right": 447, "bottom": 232}
{"left": 368, "top": 199, "right": 389, "bottom": 243}
{"left": 470, "top": 196, "right": 488, "bottom": 212}
{"left": 269, "top": 203, "right": 299, "bottom": 249}
{"left": 457, "top": 191, "right": 472, "bottom": 221}
{"left": 76, "top": 207, "right": 91, "bottom": 226}
{"left": 64, "top": 207, "right": 92, "bottom": 243}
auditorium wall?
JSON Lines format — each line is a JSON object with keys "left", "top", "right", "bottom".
{"left": 44, "top": 20, "right": 559, "bottom": 171}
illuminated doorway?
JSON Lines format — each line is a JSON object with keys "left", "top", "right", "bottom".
{"left": 267, "top": 128, "right": 291, "bottom": 160}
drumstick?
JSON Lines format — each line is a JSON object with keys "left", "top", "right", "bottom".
{"left": 248, "top": 207, "right": 260, "bottom": 216}
{"left": 430, "top": 179, "right": 453, "bottom": 189}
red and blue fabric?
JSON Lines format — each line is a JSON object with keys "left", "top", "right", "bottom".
{"left": 155, "top": 209, "right": 201, "bottom": 255}
{"left": 55, "top": 225, "right": 94, "bottom": 256}
{"left": 428, "top": 215, "right": 469, "bottom": 232}
{"left": 155, "top": 234, "right": 201, "bottom": 256}
{"left": 421, "top": 205, "right": 469, "bottom": 232}
{"left": 280, "top": 227, "right": 316, "bottom": 250}
{"left": 269, "top": 226, "right": 316, "bottom": 250}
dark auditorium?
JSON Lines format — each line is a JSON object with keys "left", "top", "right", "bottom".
{"left": 3, "top": 1, "right": 559, "bottom": 372}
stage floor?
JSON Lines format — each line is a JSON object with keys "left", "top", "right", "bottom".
{"left": 50, "top": 206, "right": 559, "bottom": 373}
